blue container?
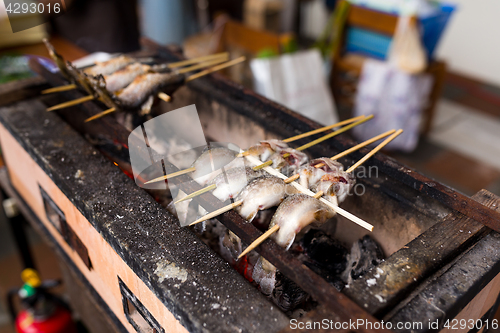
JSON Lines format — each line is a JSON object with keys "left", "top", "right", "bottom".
{"left": 344, "top": 2, "right": 456, "bottom": 60}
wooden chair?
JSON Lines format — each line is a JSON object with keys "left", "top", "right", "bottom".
{"left": 330, "top": 1, "right": 446, "bottom": 134}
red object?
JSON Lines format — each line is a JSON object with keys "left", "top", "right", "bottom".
{"left": 15, "top": 307, "right": 77, "bottom": 333}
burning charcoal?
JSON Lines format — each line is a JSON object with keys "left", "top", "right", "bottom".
{"left": 221, "top": 229, "right": 242, "bottom": 260}
{"left": 252, "top": 256, "right": 276, "bottom": 295}
{"left": 300, "top": 229, "right": 347, "bottom": 275}
{"left": 298, "top": 229, "right": 348, "bottom": 290}
{"left": 272, "top": 272, "right": 309, "bottom": 312}
{"left": 342, "top": 235, "right": 384, "bottom": 284}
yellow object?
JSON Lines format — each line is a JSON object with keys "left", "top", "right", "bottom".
{"left": 21, "top": 268, "right": 42, "bottom": 288}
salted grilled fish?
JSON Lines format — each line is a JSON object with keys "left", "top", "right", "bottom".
{"left": 116, "top": 72, "right": 184, "bottom": 109}
{"left": 269, "top": 148, "right": 308, "bottom": 177}
{"left": 299, "top": 158, "right": 355, "bottom": 203}
{"left": 84, "top": 55, "right": 135, "bottom": 76}
{"left": 190, "top": 147, "right": 239, "bottom": 186}
{"left": 235, "top": 175, "right": 297, "bottom": 222}
{"left": 210, "top": 167, "right": 265, "bottom": 201}
{"left": 247, "top": 139, "right": 290, "bottom": 162}
{"left": 104, "top": 62, "right": 151, "bottom": 92}
{"left": 269, "top": 194, "right": 334, "bottom": 250}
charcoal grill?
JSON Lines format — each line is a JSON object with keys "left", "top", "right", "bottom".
{"left": 0, "top": 40, "right": 500, "bottom": 333}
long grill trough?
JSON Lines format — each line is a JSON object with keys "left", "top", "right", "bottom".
{"left": 0, "top": 39, "right": 499, "bottom": 333}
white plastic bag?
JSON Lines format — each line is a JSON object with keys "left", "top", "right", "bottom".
{"left": 387, "top": 16, "right": 427, "bottom": 74}
{"left": 250, "top": 49, "right": 338, "bottom": 126}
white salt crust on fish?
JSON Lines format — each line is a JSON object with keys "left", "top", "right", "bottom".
{"left": 235, "top": 175, "right": 298, "bottom": 222}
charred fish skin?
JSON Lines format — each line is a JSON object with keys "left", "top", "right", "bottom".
{"left": 235, "top": 175, "right": 297, "bottom": 222}
{"left": 269, "top": 194, "right": 335, "bottom": 250}
{"left": 116, "top": 72, "right": 185, "bottom": 109}
{"left": 43, "top": 39, "right": 73, "bottom": 81}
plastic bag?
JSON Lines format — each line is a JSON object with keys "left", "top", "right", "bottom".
{"left": 388, "top": 16, "right": 427, "bottom": 74}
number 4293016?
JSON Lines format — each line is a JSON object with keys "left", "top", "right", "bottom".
{"left": 6, "top": 2, "right": 61, "bottom": 14}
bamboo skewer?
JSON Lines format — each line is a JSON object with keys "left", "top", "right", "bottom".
{"left": 346, "top": 129, "right": 403, "bottom": 173}
{"left": 189, "top": 200, "right": 243, "bottom": 226}
{"left": 185, "top": 57, "right": 246, "bottom": 82}
{"left": 238, "top": 224, "right": 280, "bottom": 259}
{"left": 282, "top": 115, "right": 365, "bottom": 143}
{"left": 237, "top": 133, "right": 403, "bottom": 258}
{"left": 84, "top": 108, "right": 117, "bottom": 122}
{"left": 144, "top": 167, "right": 196, "bottom": 185}
{"left": 46, "top": 95, "right": 95, "bottom": 111}
{"left": 175, "top": 184, "right": 216, "bottom": 204}
{"left": 41, "top": 84, "right": 77, "bottom": 94}
{"left": 157, "top": 92, "right": 171, "bottom": 103}
{"left": 190, "top": 153, "right": 372, "bottom": 229}
{"left": 313, "top": 129, "right": 396, "bottom": 169}
{"left": 167, "top": 52, "right": 230, "bottom": 69}
{"left": 147, "top": 116, "right": 369, "bottom": 184}
{"left": 252, "top": 115, "right": 373, "bottom": 171}
{"left": 176, "top": 55, "right": 230, "bottom": 74}
{"left": 238, "top": 116, "right": 366, "bottom": 158}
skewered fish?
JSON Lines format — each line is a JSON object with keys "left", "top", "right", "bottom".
{"left": 116, "top": 72, "right": 185, "bottom": 109}
{"left": 235, "top": 175, "right": 297, "bottom": 222}
{"left": 84, "top": 55, "right": 135, "bottom": 76}
{"left": 104, "top": 62, "right": 151, "bottom": 92}
{"left": 268, "top": 148, "right": 308, "bottom": 177}
{"left": 190, "top": 147, "right": 239, "bottom": 186}
{"left": 299, "top": 158, "right": 355, "bottom": 203}
{"left": 210, "top": 167, "right": 265, "bottom": 201}
{"left": 247, "top": 139, "right": 290, "bottom": 162}
{"left": 253, "top": 194, "right": 334, "bottom": 294}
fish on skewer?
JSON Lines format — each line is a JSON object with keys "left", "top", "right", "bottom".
{"left": 253, "top": 194, "right": 335, "bottom": 294}
{"left": 84, "top": 55, "right": 135, "bottom": 76}
{"left": 104, "top": 62, "right": 152, "bottom": 92}
{"left": 244, "top": 139, "right": 290, "bottom": 161}
{"left": 267, "top": 148, "right": 308, "bottom": 177}
{"left": 210, "top": 167, "right": 266, "bottom": 202}
{"left": 235, "top": 175, "right": 298, "bottom": 222}
{"left": 298, "top": 158, "right": 355, "bottom": 204}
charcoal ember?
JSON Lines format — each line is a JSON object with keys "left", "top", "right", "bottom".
{"left": 342, "top": 235, "right": 384, "bottom": 284}
{"left": 272, "top": 272, "right": 309, "bottom": 312}
{"left": 221, "top": 229, "right": 242, "bottom": 260}
{"left": 252, "top": 256, "right": 276, "bottom": 295}
{"left": 298, "top": 229, "right": 348, "bottom": 290}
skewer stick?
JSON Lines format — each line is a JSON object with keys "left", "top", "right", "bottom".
{"left": 176, "top": 55, "right": 230, "bottom": 74}
{"left": 189, "top": 200, "right": 243, "bottom": 226}
{"left": 167, "top": 52, "right": 230, "bottom": 69}
{"left": 144, "top": 167, "right": 196, "bottom": 185}
{"left": 175, "top": 184, "right": 217, "bottom": 204}
{"left": 314, "top": 129, "right": 396, "bottom": 169}
{"left": 282, "top": 115, "right": 366, "bottom": 143}
{"left": 240, "top": 189, "right": 324, "bottom": 258}
{"left": 46, "top": 95, "right": 95, "bottom": 111}
{"left": 252, "top": 115, "right": 373, "bottom": 171}
{"left": 185, "top": 57, "right": 246, "bottom": 82}
{"left": 346, "top": 129, "right": 403, "bottom": 173}
{"left": 238, "top": 224, "right": 280, "bottom": 259}
{"left": 157, "top": 92, "right": 171, "bottom": 102}
{"left": 84, "top": 108, "right": 117, "bottom": 122}
{"left": 190, "top": 154, "right": 372, "bottom": 229}
{"left": 41, "top": 84, "right": 77, "bottom": 94}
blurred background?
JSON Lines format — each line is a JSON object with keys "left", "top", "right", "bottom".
{"left": 1, "top": 0, "right": 500, "bottom": 331}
